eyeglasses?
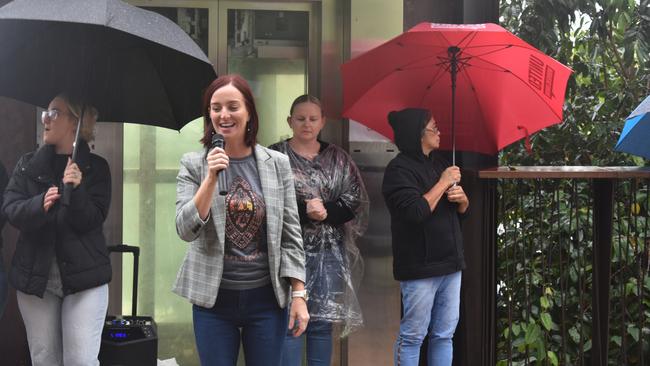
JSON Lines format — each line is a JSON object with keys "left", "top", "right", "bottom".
{"left": 424, "top": 126, "right": 439, "bottom": 134}
{"left": 41, "top": 109, "right": 66, "bottom": 122}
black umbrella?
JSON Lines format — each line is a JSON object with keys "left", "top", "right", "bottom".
{"left": 0, "top": 0, "right": 217, "bottom": 203}
{"left": 0, "top": 0, "right": 216, "bottom": 129}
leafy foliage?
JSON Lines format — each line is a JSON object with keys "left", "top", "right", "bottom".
{"left": 499, "top": 0, "right": 649, "bottom": 166}
{"left": 496, "top": 178, "right": 650, "bottom": 365}
{"left": 496, "top": 1, "right": 650, "bottom": 365}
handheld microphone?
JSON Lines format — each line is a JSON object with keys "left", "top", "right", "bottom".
{"left": 210, "top": 133, "right": 228, "bottom": 196}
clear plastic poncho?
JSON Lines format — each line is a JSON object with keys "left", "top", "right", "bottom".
{"left": 270, "top": 140, "right": 369, "bottom": 336}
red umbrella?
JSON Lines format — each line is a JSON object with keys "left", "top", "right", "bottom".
{"left": 341, "top": 22, "right": 572, "bottom": 162}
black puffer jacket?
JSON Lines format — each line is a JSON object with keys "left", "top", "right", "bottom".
{"left": 382, "top": 108, "right": 466, "bottom": 281}
{"left": 2, "top": 142, "right": 112, "bottom": 297}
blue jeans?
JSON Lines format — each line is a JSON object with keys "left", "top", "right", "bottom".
{"left": 193, "top": 285, "right": 288, "bottom": 366}
{"left": 394, "top": 271, "right": 462, "bottom": 366}
{"left": 280, "top": 320, "right": 333, "bottom": 366}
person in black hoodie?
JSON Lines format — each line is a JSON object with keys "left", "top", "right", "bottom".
{"left": 382, "top": 108, "right": 468, "bottom": 366}
{"left": 2, "top": 94, "right": 111, "bottom": 366}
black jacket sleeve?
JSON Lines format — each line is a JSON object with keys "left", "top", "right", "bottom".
{"left": 296, "top": 200, "right": 309, "bottom": 225}
{"left": 2, "top": 156, "right": 52, "bottom": 232}
{"left": 297, "top": 199, "right": 355, "bottom": 226}
{"left": 60, "top": 156, "right": 111, "bottom": 233}
{"left": 382, "top": 163, "right": 432, "bottom": 224}
{"left": 323, "top": 199, "right": 355, "bottom": 226}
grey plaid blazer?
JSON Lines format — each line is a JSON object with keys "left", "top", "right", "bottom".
{"left": 173, "top": 144, "right": 306, "bottom": 309}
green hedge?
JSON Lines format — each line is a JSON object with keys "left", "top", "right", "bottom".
{"left": 496, "top": 1, "right": 649, "bottom": 364}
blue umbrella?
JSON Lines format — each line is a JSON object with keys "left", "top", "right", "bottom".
{"left": 615, "top": 95, "right": 650, "bottom": 159}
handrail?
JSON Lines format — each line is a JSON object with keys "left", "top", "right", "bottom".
{"left": 478, "top": 166, "right": 650, "bottom": 179}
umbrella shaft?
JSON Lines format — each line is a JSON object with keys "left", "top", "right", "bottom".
{"left": 71, "top": 105, "right": 85, "bottom": 162}
{"left": 449, "top": 46, "right": 459, "bottom": 166}
{"left": 63, "top": 105, "right": 86, "bottom": 206}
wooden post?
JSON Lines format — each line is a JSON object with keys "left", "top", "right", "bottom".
{"left": 591, "top": 179, "right": 614, "bottom": 365}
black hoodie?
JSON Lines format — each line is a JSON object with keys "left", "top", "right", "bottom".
{"left": 382, "top": 108, "right": 466, "bottom": 281}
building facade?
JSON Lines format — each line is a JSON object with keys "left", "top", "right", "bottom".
{"left": 0, "top": 1, "right": 497, "bottom": 365}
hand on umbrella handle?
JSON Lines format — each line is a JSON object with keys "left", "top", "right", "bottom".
{"left": 63, "top": 158, "right": 82, "bottom": 188}
{"left": 446, "top": 185, "right": 469, "bottom": 213}
{"left": 441, "top": 166, "right": 461, "bottom": 188}
{"left": 61, "top": 158, "right": 82, "bottom": 206}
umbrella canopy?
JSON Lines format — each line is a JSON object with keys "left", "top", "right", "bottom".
{"left": 341, "top": 22, "right": 572, "bottom": 156}
{"left": 615, "top": 95, "right": 650, "bottom": 160}
{"left": 0, "top": 0, "right": 216, "bottom": 130}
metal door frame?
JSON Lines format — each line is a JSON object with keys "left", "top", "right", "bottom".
{"left": 217, "top": 1, "right": 320, "bottom": 98}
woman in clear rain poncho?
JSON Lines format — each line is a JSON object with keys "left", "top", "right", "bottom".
{"left": 270, "top": 95, "right": 369, "bottom": 366}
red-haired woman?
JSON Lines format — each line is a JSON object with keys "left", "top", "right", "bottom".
{"left": 173, "top": 74, "right": 308, "bottom": 366}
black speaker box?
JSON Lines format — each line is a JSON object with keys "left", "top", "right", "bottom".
{"left": 99, "top": 245, "right": 158, "bottom": 366}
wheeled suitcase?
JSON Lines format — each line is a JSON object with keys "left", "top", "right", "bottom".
{"left": 99, "top": 244, "right": 158, "bottom": 366}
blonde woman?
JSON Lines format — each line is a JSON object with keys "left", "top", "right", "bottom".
{"left": 3, "top": 94, "right": 111, "bottom": 366}
{"left": 271, "top": 95, "right": 369, "bottom": 366}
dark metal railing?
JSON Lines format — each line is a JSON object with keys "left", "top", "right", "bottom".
{"left": 479, "top": 167, "right": 650, "bottom": 366}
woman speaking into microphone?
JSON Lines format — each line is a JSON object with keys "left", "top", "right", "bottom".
{"left": 173, "top": 74, "right": 308, "bottom": 366}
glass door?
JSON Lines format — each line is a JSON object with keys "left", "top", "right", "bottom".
{"left": 218, "top": 1, "right": 319, "bottom": 147}
{"left": 122, "top": 2, "right": 216, "bottom": 365}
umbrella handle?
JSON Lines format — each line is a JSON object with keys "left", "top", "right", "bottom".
{"left": 61, "top": 106, "right": 86, "bottom": 206}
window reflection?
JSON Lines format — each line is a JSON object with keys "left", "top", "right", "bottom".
{"left": 122, "top": 6, "right": 209, "bottom": 366}
{"left": 226, "top": 9, "right": 308, "bottom": 146}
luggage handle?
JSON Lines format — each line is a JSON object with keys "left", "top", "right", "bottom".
{"left": 108, "top": 244, "right": 140, "bottom": 255}
{"left": 107, "top": 245, "right": 140, "bottom": 317}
